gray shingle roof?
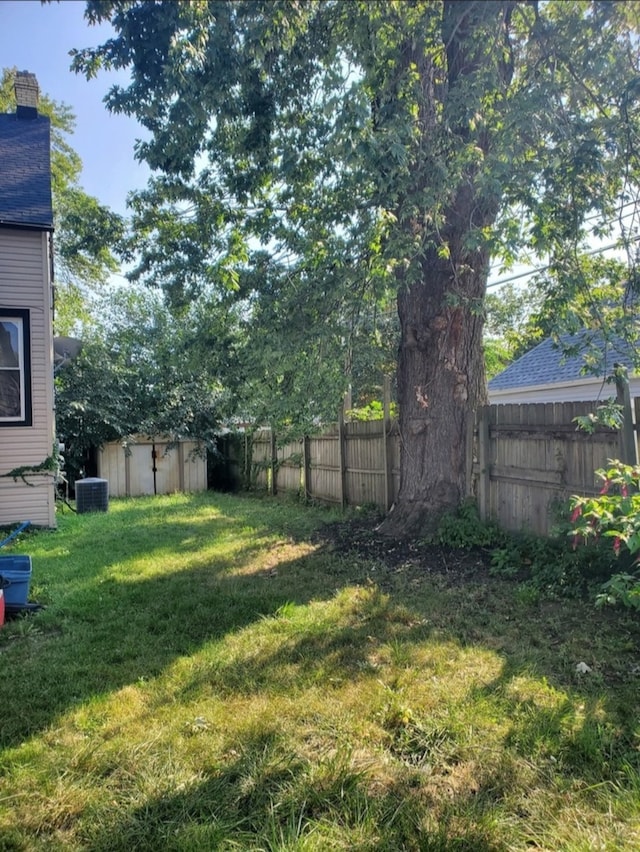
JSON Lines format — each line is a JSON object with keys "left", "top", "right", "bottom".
{"left": 0, "top": 113, "right": 53, "bottom": 230}
{"left": 488, "top": 331, "right": 636, "bottom": 391}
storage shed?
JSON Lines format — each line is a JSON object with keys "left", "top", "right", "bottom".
{"left": 98, "top": 436, "right": 207, "bottom": 497}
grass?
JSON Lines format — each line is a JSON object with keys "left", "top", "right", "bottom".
{"left": 0, "top": 491, "right": 638, "bottom": 851}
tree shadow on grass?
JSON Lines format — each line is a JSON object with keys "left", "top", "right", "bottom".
{"left": 0, "top": 491, "right": 372, "bottom": 747}
{"left": 0, "top": 554, "right": 315, "bottom": 746}
{"left": 82, "top": 727, "right": 505, "bottom": 852}
{"left": 1, "top": 495, "right": 639, "bottom": 848}
{"left": 3, "top": 513, "right": 639, "bottom": 737}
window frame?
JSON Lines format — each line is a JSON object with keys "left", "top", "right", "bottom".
{"left": 0, "top": 308, "right": 32, "bottom": 426}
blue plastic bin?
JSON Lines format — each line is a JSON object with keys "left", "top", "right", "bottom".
{"left": 0, "top": 555, "right": 33, "bottom": 606}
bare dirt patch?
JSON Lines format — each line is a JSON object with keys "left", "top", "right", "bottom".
{"left": 312, "top": 516, "right": 492, "bottom": 588}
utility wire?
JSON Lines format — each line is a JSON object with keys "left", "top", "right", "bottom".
{"left": 487, "top": 234, "right": 640, "bottom": 289}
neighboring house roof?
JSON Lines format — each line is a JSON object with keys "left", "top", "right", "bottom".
{"left": 0, "top": 112, "right": 53, "bottom": 231}
{"left": 489, "top": 331, "right": 636, "bottom": 393}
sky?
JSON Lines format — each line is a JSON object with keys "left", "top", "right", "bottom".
{"left": 0, "top": 0, "right": 149, "bottom": 217}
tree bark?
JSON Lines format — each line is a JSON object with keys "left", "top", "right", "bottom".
{"left": 380, "top": 221, "right": 490, "bottom": 537}
{"left": 378, "top": 0, "right": 513, "bottom": 537}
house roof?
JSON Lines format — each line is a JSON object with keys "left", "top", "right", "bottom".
{"left": 488, "top": 331, "right": 636, "bottom": 392}
{"left": 0, "top": 112, "right": 53, "bottom": 231}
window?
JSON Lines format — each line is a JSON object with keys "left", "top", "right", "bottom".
{"left": 0, "top": 309, "right": 32, "bottom": 426}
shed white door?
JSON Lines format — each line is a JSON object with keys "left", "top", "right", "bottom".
{"left": 128, "top": 442, "right": 177, "bottom": 495}
{"left": 99, "top": 437, "right": 207, "bottom": 497}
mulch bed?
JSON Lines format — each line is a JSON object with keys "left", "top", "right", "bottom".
{"left": 312, "top": 516, "right": 493, "bottom": 590}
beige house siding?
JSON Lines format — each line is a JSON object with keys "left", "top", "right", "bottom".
{"left": 0, "top": 228, "right": 55, "bottom": 528}
{"left": 98, "top": 436, "right": 207, "bottom": 497}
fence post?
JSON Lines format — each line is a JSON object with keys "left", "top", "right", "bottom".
{"left": 382, "top": 374, "right": 393, "bottom": 511}
{"left": 302, "top": 435, "right": 311, "bottom": 501}
{"left": 124, "top": 444, "right": 132, "bottom": 498}
{"left": 465, "top": 413, "right": 475, "bottom": 498}
{"left": 244, "top": 432, "right": 251, "bottom": 489}
{"left": 477, "top": 405, "right": 490, "bottom": 522}
{"left": 343, "top": 384, "right": 352, "bottom": 414}
{"left": 178, "top": 441, "right": 185, "bottom": 492}
{"left": 615, "top": 367, "right": 638, "bottom": 465}
{"left": 338, "top": 403, "right": 347, "bottom": 510}
{"left": 269, "top": 429, "right": 277, "bottom": 495}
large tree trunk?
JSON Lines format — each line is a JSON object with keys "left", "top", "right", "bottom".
{"left": 378, "top": 0, "right": 512, "bottom": 537}
{"left": 380, "top": 185, "right": 494, "bottom": 538}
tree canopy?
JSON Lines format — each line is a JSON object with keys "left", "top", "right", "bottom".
{"left": 71, "top": 0, "right": 640, "bottom": 532}
{"left": 54, "top": 285, "right": 230, "bottom": 484}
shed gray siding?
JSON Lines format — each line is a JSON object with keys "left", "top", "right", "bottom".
{"left": 0, "top": 227, "right": 55, "bottom": 527}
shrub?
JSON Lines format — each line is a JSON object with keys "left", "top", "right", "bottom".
{"left": 570, "top": 460, "right": 640, "bottom": 611}
{"left": 490, "top": 532, "right": 617, "bottom": 599}
{"left": 432, "top": 499, "right": 620, "bottom": 601}
{"left": 431, "top": 500, "right": 506, "bottom": 549}
{"left": 346, "top": 400, "right": 398, "bottom": 421}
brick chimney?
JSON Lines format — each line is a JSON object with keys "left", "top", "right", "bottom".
{"left": 14, "top": 71, "right": 39, "bottom": 119}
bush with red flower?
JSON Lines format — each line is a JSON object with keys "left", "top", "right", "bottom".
{"left": 570, "top": 460, "right": 640, "bottom": 610}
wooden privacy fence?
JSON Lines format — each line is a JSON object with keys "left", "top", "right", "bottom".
{"left": 475, "top": 401, "right": 634, "bottom": 535}
{"left": 251, "top": 419, "right": 401, "bottom": 511}
{"left": 249, "top": 398, "right": 639, "bottom": 537}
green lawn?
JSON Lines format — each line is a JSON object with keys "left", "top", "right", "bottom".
{"left": 0, "top": 492, "right": 638, "bottom": 850}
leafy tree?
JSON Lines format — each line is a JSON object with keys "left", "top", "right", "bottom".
{"left": 483, "top": 282, "right": 542, "bottom": 377}
{"left": 55, "top": 286, "right": 228, "bottom": 484}
{"left": 71, "top": 1, "right": 640, "bottom": 534}
{"left": 517, "top": 258, "right": 636, "bottom": 359}
{"left": 0, "top": 67, "right": 125, "bottom": 334}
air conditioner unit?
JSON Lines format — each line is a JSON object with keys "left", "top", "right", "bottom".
{"left": 75, "top": 477, "right": 109, "bottom": 514}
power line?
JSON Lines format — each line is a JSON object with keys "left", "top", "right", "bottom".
{"left": 487, "top": 234, "right": 640, "bottom": 289}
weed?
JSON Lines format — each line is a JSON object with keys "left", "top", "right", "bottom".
{"left": 515, "top": 583, "right": 541, "bottom": 607}
{"left": 430, "top": 494, "right": 626, "bottom": 605}
{"left": 430, "top": 500, "right": 506, "bottom": 549}
{"left": 489, "top": 544, "right": 523, "bottom": 578}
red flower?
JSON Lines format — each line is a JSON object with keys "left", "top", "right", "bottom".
{"left": 613, "top": 536, "right": 621, "bottom": 555}
{"left": 570, "top": 505, "right": 582, "bottom": 523}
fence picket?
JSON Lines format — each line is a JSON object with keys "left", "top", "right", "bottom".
{"left": 242, "top": 399, "right": 633, "bottom": 536}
